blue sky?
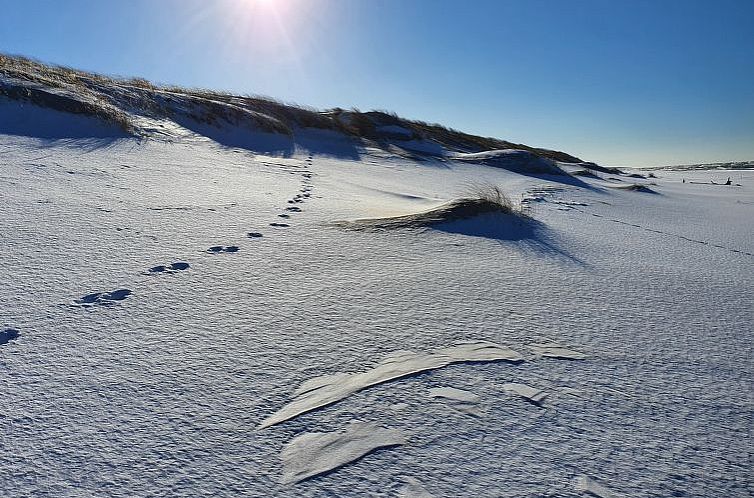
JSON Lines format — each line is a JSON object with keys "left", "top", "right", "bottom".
{"left": 1, "top": 0, "right": 753, "bottom": 166}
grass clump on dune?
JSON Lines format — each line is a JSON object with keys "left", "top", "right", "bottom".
{"left": 333, "top": 184, "right": 526, "bottom": 232}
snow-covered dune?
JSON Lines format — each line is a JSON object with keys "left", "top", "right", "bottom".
{"left": 1, "top": 58, "right": 752, "bottom": 498}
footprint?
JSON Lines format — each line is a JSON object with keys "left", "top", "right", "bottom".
{"left": 270, "top": 223, "right": 290, "bottom": 228}
{"left": 247, "top": 232, "right": 264, "bottom": 238}
{"left": 101, "top": 289, "right": 132, "bottom": 301}
{"left": 278, "top": 214, "right": 291, "bottom": 218}
{"left": 150, "top": 262, "right": 190, "bottom": 273}
{"left": 207, "top": 246, "right": 239, "bottom": 254}
{"left": 286, "top": 207, "right": 302, "bottom": 212}
{"left": 75, "top": 289, "right": 132, "bottom": 307}
{"left": 78, "top": 292, "right": 103, "bottom": 304}
{"left": 0, "top": 328, "right": 20, "bottom": 346}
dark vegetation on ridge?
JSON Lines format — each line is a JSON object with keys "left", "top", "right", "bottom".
{"left": 0, "top": 53, "right": 582, "bottom": 163}
{"left": 332, "top": 186, "right": 528, "bottom": 231}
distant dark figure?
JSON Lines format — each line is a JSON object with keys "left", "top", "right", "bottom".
{"left": 725, "top": 177, "right": 732, "bottom": 185}
{"left": 682, "top": 178, "right": 685, "bottom": 183}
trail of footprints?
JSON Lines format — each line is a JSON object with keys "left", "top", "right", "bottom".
{"left": 70, "top": 153, "right": 317, "bottom": 308}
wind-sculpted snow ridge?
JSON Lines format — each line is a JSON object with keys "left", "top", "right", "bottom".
{"left": 429, "top": 386, "right": 483, "bottom": 417}
{"left": 428, "top": 386, "right": 480, "bottom": 404}
{"left": 280, "top": 422, "right": 405, "bottom": 484}
{"left": 452, "top": 149, "right": 568, "bottom": 176}
{"left": 575, "top": 475, "right": 623, "bottom": 498}
{"left": 399, "top": 477, "right": 435, "bottom": 498}
{"left": 258, "top": 341, "right": 524, "bottom": 429}
{"left": 502, "top": 383, "right": 548, "bottom": 406}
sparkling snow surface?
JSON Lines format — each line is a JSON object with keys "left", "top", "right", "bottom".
{"left": 1, "top": 130, "right": 752, "bottom": 497}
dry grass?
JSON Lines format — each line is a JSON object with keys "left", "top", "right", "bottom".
{"left": 0, "top": 52, "right": 583, "bottom": 162}
{"left": 333, "top": 184, "right": 525, "bottom": 232}
{"left": 463, "top": 184, "right": 517, "bottom": 214}
{"left": 0, "top": 53, "right": 135, "bottom": 132}
{"left": 609, "top": 183, "right": 657, "bottom": 193}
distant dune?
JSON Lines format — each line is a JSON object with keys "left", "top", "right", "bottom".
{"left": 0, "top": 53, "right": 583, "bottom": 164}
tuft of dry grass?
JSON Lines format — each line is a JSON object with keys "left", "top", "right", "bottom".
{"left": 609, "top": 183, "right": 657, "bottom": 193}
{"left": 333, "top": 184, "right": 526, "bottom": 232}
{"left": 463, "top": 184, "right": 517, "bottom": 214}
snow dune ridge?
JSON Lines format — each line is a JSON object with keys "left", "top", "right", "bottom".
{"left": 0, "top": 53, "right": 582, "bottom": 163}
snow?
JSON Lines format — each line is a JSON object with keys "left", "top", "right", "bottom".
{"left": 428, "top": 386, "right": 483, "bottom": 417}
{"left": 280, "top": 421, "right": 405, "bottom": 484}
{"left": 377, "top": 124, "right": 414, "bottom": 137}
{"left": 0, "top": 96, "right": 126, "bottom": 139}
{"left": 400, "top": 477, "right": 435, "bottom": 497}
{"left": 502, "top": 383, "right": 548, "bottom": 406}
{"left": 259, "top": 341, "right": 523, "bottom": 429}
{"left": 428, "top": 387, "right": 480, "bottom": 404}
{"left": 0, "top": 328, "right": 20, "bottom": 345}
{"left": 575, "top": 475, "right": 623, "bottom": 498}
{"left": 393, "top": 139, "right": 445, "bottom": 156}
{"left": 453, "top": 149, "right": 564, "bottom": 175}
{"left": 529, "top": 342, "right": 588, "bottom": 360}
{"left": 1, "top": 99, "right": 753, "bottom": 497}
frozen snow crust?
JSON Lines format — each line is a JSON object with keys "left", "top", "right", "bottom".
{"left": 1, "top": 58, "right": 753, "bottom": 498}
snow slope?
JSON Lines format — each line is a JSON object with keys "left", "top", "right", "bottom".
{"left": 1, "top": 101, "right": 753, "bottom": 498}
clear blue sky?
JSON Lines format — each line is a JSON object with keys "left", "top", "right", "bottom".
{"left": 2, "top": 0, "right": 753, "bottom": 166}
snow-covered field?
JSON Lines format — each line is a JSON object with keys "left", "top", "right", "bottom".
{"left": 1, "top": 105, "right": 752, "bottom": 497}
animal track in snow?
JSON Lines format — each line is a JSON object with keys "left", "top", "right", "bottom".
{"left": 148, "top": 262, "right": 190, "bottom": 274}
{"left": 1, "top": 328, "right": 20, "bottom": 345}
{"left": 269, "top": 223, "right": 290, "bottom": 228}
{"left": 207, "top": 246, "right": 239, "bottom": 253}
{"left": 578, "top": 208, "right": 754, "bottom": 257}
{"left": 74, "top": 289, "right": 132, "bottom": 307}
{"left": 247, "top": 232, "right": 263, "bottom": 238}
{"left": 286, "top": 206, "right": 302, "bottom": 212}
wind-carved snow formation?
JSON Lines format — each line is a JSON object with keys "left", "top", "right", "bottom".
{"left": 428, "top": 387, "right": 481, "bottom": 404}
{"left": 258, "top": 341, "right": 524, "bottom": 429}
{"left": 502, "top": 383, "right": 548, "bottom": 406}
{"left": 575, "top": 475, "right": 623, "bottom": 498}
{"left": 280, "top": 422, "right": 405, "bottom": 484}
{"left": 399, "top": 477, "right": 435, "bottom": 498}
{"left": 429, "top": 386, "right": 483, "bottom": 417}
